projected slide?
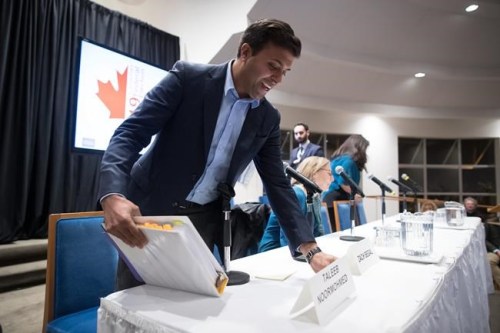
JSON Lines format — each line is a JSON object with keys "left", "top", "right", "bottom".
{"left": 74, "top": 39, "right": 168, "bottom": 152}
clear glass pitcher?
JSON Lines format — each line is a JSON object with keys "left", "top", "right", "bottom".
{"left": 400, "top": 211, "right": 434, "bottom": 256}
{"left": 444, "top": 201, "right": 465, "bottom": 226}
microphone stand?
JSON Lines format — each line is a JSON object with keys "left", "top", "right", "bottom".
{"left": 401, "top": 178, "right": 419, "bottom": 213}
{"left": 401, "top": 190, "right": 408, "bottom": 213}
{"left": 217, "top": 183, "right": 249, "bottom": 286}
{"left": 410, "top": 190, "right": 418, "bottom": 213}
{"left": 306, "top": 190, "right": 315, "bottom": 232}
{"left": 380, "top": 187, "right": 387, "bottom": 225}
{"left": 340, "top": 188, "right": 364, "bottom": 242}
{"left": 414, "top": 193, "right": 420, "bottom": 213}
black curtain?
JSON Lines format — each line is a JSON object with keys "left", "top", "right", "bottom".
{"left": 0, "top": 0, "right": 180, "bottom": 243}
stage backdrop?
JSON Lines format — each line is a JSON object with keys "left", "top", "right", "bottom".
{"left": 0, "top": 0, "right": 180, "bottom": 243}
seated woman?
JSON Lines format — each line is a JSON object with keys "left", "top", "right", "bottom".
{"left": 420, "top": 200, "right": 437, "bottom": 212}
{"left": 321, "top": 134, "right": 369, "bottom": 227}
{"left": 258, "top": 156, "right": 333, "bottom": 252}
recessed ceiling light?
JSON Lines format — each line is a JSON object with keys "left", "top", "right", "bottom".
{"left": 414, "top": 72, "right": 426, "bottom": 78}
{"left": 465, "top": 4, "right": 479, "bottom": 12}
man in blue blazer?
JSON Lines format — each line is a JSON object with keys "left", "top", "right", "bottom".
{"left": 98, "top": 19, "right": 336, "bottom": 289}
{"left": 289, "top": 123, "right": 324, "bottom": 169}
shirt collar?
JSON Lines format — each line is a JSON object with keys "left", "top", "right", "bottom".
{"left": 300, "top": 140, "right": 311, "bottom": 148}
{"left": 225, "top": 60, "right": 260, "bottom": 109}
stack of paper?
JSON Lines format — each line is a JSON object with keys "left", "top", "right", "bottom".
{"left": 105, "top": 216, "right": 228, "bottom": 297}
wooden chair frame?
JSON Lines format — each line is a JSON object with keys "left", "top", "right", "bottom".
{"left": 332, "top": 200, "right": 354, "bottom": 232}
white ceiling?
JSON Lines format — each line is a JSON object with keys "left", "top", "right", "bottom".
{"left": 211, "top": 0, "right": 500, "bottom": 119}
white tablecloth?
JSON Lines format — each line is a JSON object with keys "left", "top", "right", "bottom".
{"left": 98, "top": 217, "right": 493, "bottom": 333}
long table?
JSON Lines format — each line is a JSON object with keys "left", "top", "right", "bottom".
{"left": 97, "top": 216, "right": 493, "bottom": 333}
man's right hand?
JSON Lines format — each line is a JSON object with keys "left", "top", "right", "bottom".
{"left": 101, "top": 194, "right": 148, "bottom": 248}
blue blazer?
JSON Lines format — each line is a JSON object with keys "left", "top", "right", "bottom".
{"left": 289, "top": 143, "right": 324, "bottom": 169}
{"left": 98, "top": 60, "right": 315, "bottom": 253}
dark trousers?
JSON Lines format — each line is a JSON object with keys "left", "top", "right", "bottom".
{"left": 116, "top": 200, "right": 224, "bottom": 291}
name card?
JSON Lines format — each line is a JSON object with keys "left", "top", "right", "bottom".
{"left": 347, "top": 238, "right": 379, "bottom": 275}
{"left": 290, "top": 256, "right": 356, "bottom": 325}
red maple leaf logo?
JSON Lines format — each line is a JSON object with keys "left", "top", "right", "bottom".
{"left": 96, "top": 67, "right": 128, "bottom": 119}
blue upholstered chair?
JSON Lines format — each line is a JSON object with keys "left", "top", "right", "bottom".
{"left": 320, "top": 203, "right": 332, "bottom": 234}
{"left": 259, "top": 194, "right": 270, "bottom": 205}
{"left": 333, "top": 200, "right": 368, "bottom": 231}
{"left": 43, "top": 212, "right": 118, "bottom": 333}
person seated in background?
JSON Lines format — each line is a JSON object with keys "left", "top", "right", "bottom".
{"left": 464, "top": 196, "right": 487, "bottom": 221}
{"left": 288, "top": 123, "right": 324, "bottom": 169}
{"left": 259, "top": 157, "right": 332, "bottom": 252}
{"left": 420, "top": 200, "right": 437, "bottom": 212}
{"left": 484, "top": 220, "right": 500, "bottom": 290}
{"left": 321, "top": 134, "right": 369, "bottom": 225}
{"left": 465, "top": 196, "right": 500, "bottom": 289}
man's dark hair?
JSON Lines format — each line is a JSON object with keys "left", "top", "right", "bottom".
{"left": 294, "top": 123, "right": 309, "bottom": 131}
{"left": 237, "top": 18, "right": 302, "bottom": 58}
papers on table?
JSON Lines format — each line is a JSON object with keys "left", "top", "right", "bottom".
{"left": 374, "top": 247, "right": 444, "bottom": 264}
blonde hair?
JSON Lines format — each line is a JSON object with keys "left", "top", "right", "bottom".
{"left": 291, "top": 156, "right": 330, "bottom": 186}
{"left": 420, "top": 200, "right": 437, "bottom": 212}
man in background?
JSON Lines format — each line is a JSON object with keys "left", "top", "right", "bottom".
{"left": 289, "top": 123, "right": 324, "bottom": 169}
{"left": 464, "top": 197, "right": 500, "bottom": 289}
{"left": 464, "top": 196, "right": 486, "bottom": 221}
{"left": 485, "top": 220, "right": 500, "bottom": 290}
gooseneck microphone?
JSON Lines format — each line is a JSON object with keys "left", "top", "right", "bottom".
{"left": 401, "top": 173, "right": 423, "bottom": 192}
{"left": 335, "top": 166, "right": 365, "bottom": 197}
{"left": 387, "top": 176, "right": 414, "bottom": 194}
{"left": 367, "top": 174, "right": 394, "bottom": 194}
{"left": 283, "top": 162, "right": 322, "bottom": 194}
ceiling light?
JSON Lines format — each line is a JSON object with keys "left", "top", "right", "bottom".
{"left": 465, "top": 4, "right": 479, "bottom": 12}
{"left": 414, "top": 73, "right": 426, "bottom": 78}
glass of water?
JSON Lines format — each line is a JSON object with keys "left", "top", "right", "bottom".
{"left": 374, "top": 225, "right": 401, "bottom": 248}
{"left": 444, "top": 201, "right": 465, "bottom": 226}
{"left": 400, "top": 212, "right": 434, "bottom": 256}
{"left": 434, "top": 208, "right": 446, "bottom": 224}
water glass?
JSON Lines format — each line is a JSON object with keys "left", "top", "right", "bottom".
{"left": 434, "top": 208, "right": 446, "bottom": 224}
{"left": 401, "top": 212, "right": 434, "bottom": 256}
{"left": 374, "top": 225, "right": 401, "bottom": 248}
{"left": 444, "top": 201, "right": 465, "bottom": 226}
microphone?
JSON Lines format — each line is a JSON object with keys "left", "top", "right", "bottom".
{"left": 367, "top": 173, "right": 394, "bottom": 195}
{"left": 335, "top": 166, "right": 365, "bottom": 197}
{"left": 401, "top": 173, "right": 423, "bottom": 192}
{"left": 387, "top": 176, "right": 414, "bottom": 194}
{"left": 283, "top": 162, "right": 322, "bottom": 194}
